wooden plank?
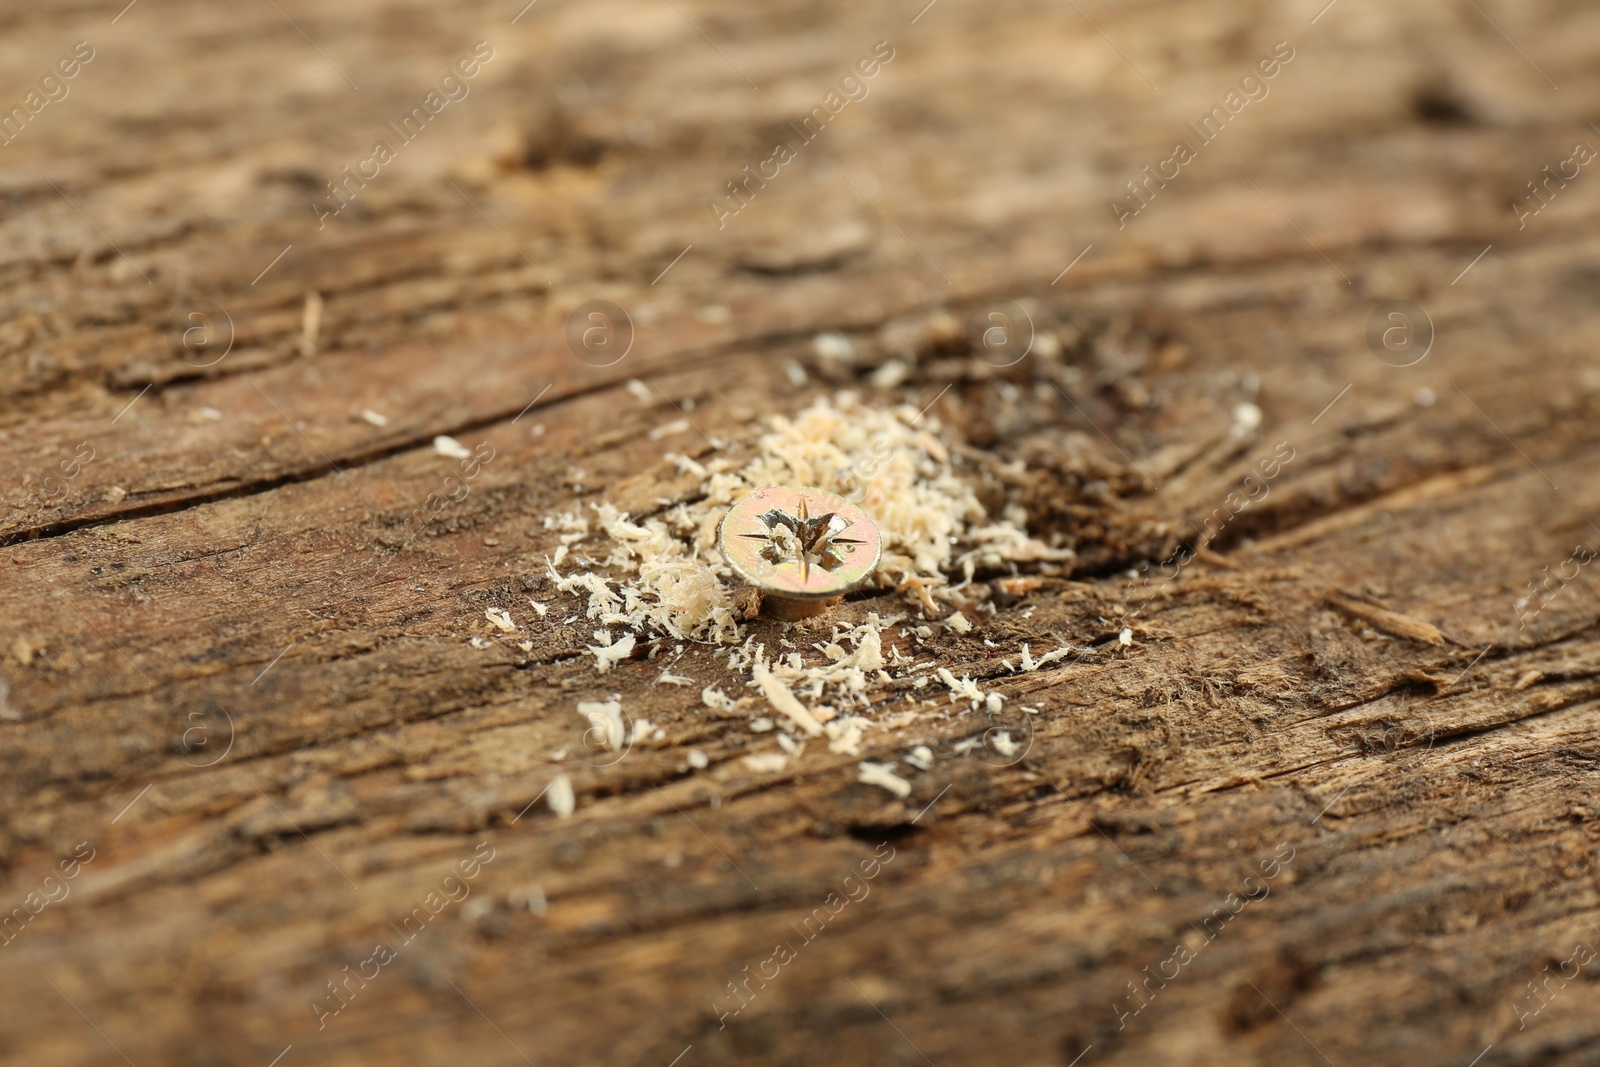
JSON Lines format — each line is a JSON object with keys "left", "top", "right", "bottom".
{"left": 3, "top": 1, "right": 1600, "bottom": 1065}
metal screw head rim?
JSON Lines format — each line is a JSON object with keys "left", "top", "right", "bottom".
{"left": 718, "top": 486, "right": 883, "bottom": 605}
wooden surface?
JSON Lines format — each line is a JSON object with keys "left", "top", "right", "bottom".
{"left": 3, "top": 1, "right": 1600, "bottom": 1064}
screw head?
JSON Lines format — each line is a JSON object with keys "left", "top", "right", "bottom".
{"left": 718, "top": 486, "right": 882, "bottom": 618}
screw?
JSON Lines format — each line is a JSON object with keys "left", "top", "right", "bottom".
{"left": 717, "top": 486, "right": 883, "bottom": 620}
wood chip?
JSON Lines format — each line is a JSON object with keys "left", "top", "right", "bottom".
{"left": 752, "top": 661, "right": 824, "bottom": 737}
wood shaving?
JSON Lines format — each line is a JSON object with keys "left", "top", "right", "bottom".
{"left": 813, "top": 332, "right": 855, "bottom": 362}
{"left": 508, "top": 884, "right": 549, "bottom": 915}
{"left": 858, "top": 761, "right": 912, "bottom": 798}
{"left": 586, "top": 632, "right": 636, "bottom": 674}
{"left": 649, "top": 419, "right": 691, "bottom": 440}
{"left": 299, "top": 291, "right": 323, "bottom": 357}
{"left": 827, "top": 717, "right": 871, "bottom": 755}
{"left": 578, "top": 700, "right": 626, "bottom": 751}
{"left": 1009, "top": 643, "right": 1078, "bottom": 672}
{"left": 936, "top": 666, "right": 984, "bottom": 705}
{"left": 701, "top": 685, "right": 737, "bottom": 712}
{"left": 547, "top": 774, "right": 575, "bottom": 818}
{"left": 433, "top": 435, "right": 471, "bottom": 459}
{"left": 753, "top": 662, "right": 824, "bottom": 737}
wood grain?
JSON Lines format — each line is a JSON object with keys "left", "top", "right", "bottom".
{"left": 3, "top": 1, "right": 1600, "bottom": 1065}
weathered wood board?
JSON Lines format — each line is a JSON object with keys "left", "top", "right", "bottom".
{"left": 3, "top": 0, "right": 1600, "bottom": 1064}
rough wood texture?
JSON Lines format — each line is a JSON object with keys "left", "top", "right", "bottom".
{"left": 3, "top": 1, "right": 1599, "bottom": 1065}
